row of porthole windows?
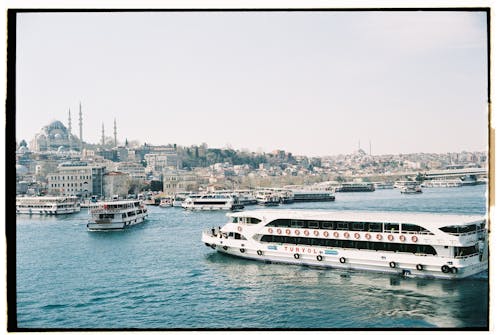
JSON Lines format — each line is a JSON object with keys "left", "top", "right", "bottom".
{"left": 266, "top": 219, "right": 432, "bottom": 234}
{"left": 259, "top": 235, "right": 438, "bottom": 255}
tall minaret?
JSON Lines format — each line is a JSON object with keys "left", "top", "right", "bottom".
{"left": 68, "top": 108, "right": 72, "bottom": 150}
{"left": 79, "top": 102, "right": 83, "bottom": 152}
{"left": 113, "top": 118, "right": 117, "bottom": 147}
{"left": 101, "top": 123, "right": 105, "bottom": 146}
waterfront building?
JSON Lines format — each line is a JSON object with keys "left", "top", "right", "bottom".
{"left": 47, "top": 162, "right": 105, "bottom": 197}
{"left": 115, "top": 161, "right": 146, "bottom": 180}
{"left": 163, "top": 169, "right": 199, "bottom": 194}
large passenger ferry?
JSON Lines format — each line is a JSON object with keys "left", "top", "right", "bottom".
{"left": 182, "top": 193, "right": 244, "bottom": 211}
{"left": 202, "top": 210, "right": 488, "bottom": 279}
{"left": 16, "top": 196, "right": 81, "bottom": 215}
{"left": 87, "top": 200, "right": 148, "bottom": 230}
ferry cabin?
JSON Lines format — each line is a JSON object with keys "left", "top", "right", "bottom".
{"left": 87, "top": 200, "right": 148, "bottom": 230}
{"left": 202, "top": 210, "right": 487, "bottom": 279}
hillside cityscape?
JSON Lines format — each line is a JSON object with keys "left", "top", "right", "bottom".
{"left": 16, "top": 117, "right": 488, "bottom": 199}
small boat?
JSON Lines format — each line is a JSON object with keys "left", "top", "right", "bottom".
{"left": 254, "top": 190, "right": 281, "bottom": 206}
{"left": 401, "top": 185, "right": 423, "bottom": 194}
{"left": 159, "top": 197, "right": 173, "bottom": 208}
{"left": 87, "top": 200, "right": 148, "bottom": 231}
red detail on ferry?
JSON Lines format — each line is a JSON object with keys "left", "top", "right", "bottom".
{"left": 411, "top": 235, "right": 418, "bottom": 243}
{"left": 268, "top": 228, "right": 273, "bottom": 234}
{"left": 237, "top": 226, "right": 242, "bottom": 232}
{"left": 365, "top": 233, "right": 371, "bottom": 240}
{"left": 376, "top": 234, "right": 383, "bottom": 240}
{"left": 333, "top": 231, "right": 339, "bottom": 238}
{"left": 286, "top": 229, "right": 291, "bottom": 235}
{"left": 294, "top": 230, "right": 300, "bottom": 236}
{"left": 313, "top": 230, "right": 320, "bottom": 236}
{"left": 399, "top": 235, "right": 406, "bottom": 242}
{"left": 304, "top": 230, "right": 310, "bottom": 236}
{"left": 323, "top": 231, "right": 329, "bottom": 237}
{"left": 277, "top": 228, "right": 282, "bottom": 234}
{"left": 344, "top": 232, "right": 350, "bottom": 238}
{"left": 387, "top": 234, "right": 394, "bottom": 241}
{"left": 354, "top": 233, "right": 360, "bottom": 239}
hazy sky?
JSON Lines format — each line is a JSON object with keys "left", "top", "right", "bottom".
{"left": 15, "top": 10, "right": 488, "bottom": 156}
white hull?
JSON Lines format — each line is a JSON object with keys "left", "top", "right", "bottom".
{"left": 87, "top": 200, "right": 148, "bottom": 231}
{"left": 87, "top": 214, "right": 147, "bottom": 231}
{"left": 202, "top": 231, "right": 487, "bottom": 279}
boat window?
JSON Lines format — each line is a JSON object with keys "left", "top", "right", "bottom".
{"left": 337, "top": 222, "right": 349, "bottom": 230}
{"left": 351, "top": 222, "right": 365, "bottom": 231}
{"left": 368, "top": 222, "right": 383, "bottom": 232}
{"left": 401, "top": 224, "right": 431, "bottom": 234}
{"left": 320, "top": 221, "right": 333, "bottom": 229}
{"left": 249, "top": 217, "right": 261, "bottom": 224}
{"left": 232, "top": 217, "right": 238, "bottom": 223}
{"left": 384, "top": 223, "right": 400, "bottom": 233}
{"left": 439, "top": 224, "right": 477, "bottom": 235}
{"left": 454, "top": 245, "right": 478, "bottom": 258}
{"left": 269, "top": 219, "right": 291, "bottom": 227}
{"left": 308, "top": 221, "right": 319, "bottom": 229}
{"left": 291, "top": 220, "right": 305, "bottom": 228}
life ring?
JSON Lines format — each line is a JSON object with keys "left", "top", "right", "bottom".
{"left": 399, "top": 235, "right": 406, "bottom": 242}
{"left": 339, "top": 257, "right": 346, "bottom": 264}
{"left": 316, "top": 255, "right": 323, "bottom": 261}
{"left": 411, "top": 235, "right": 418, "bottom": 243}
{"left": 441, "top": 265, "right": 450, "bottom": 273}
{"left": 294, "top": 229, "right": 300, "bottom": 236}
{"left": 323, "top": 231, "right": 329, "bottom": 237}
{"left": 257, "top": 250, "right": 263, "bottom": 256}
{"left": 333, "top": 231, "right": 339, "bottom": 238}
{"left": 344, "top": 232, "right": 350, "bottom": 238}
{"left": 268, "top": 228, "right": 273, "bottom": 234}
{"left": 286, "top": 229, "right": 291, "bottom": 235}
{"left": 389, "top": 261, "right": 397, "bottom": 268}
{"left": 277, "top": 228, "right": 282, "bottom": 234}
{"left": 237, "top": 226, "right": 242, "bottom": 232}
{"left": 354, "top": 233, "right": 360, "bottom": 239}
{"left": 313, "top": 230, "right": 319, "bottom": 236}
{"left": 376, "top": 234, "right": 383, "bottom": 240}
{"left": 365, "top": 233, "right": 371, "bottom": 240}
{"left": 387, "top": 235, "right": 394, "bottom": 241}
{"left": 450, "top": 267, "right": 458, "bottom": 274}
{"left": 416, "top": 264, "right": 423, "bottom": 271}
{"left": 103, "top": 204, "right": 108, "bottom": 209}
{"left": 304, "top": 230, "right": 310, "bottom": 236}
{"left": 240, "top": 248, "right": 246, "bottom": 253}
{"left": 294, "top": 253, "right": 300, "bottom": 259}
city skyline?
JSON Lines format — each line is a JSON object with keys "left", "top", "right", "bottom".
{"left": 16, "top": 10, "right": 489, "bottom": 156}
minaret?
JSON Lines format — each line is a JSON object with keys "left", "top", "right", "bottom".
{"left": 101, "top": 123, "right": 105, "bottom": 146}
{"left": 68, "top": 108, "right": 72, "bottom": 150}
{"left": 113, "top": 118, "right": 117, "bottom": 147}
{"left": 79, "top": 102, "right": 83, "bottom": 152}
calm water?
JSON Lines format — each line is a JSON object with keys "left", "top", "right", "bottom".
{"left": 16, "top": 186, "right": 489, "bottom": 329}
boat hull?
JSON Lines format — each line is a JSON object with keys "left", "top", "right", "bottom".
{"left": 87, "top": 214, "right": 148, "bottom": 231}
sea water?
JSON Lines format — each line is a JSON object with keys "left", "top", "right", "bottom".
{"left": 15, "top": 185, "right": 488, "bottom": 329}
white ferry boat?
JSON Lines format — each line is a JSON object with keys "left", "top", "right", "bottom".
{"left": 16, "top": 196, "right": 81, "bottom": 215}
{"left": 421, "top": 179, "right": 463, "bottom": 188}
{"left": 202, "top": 210, "right": 488, "bottom": 279}
{"left": 292, "top": 190, "right": 336, "bottom": 202}
{"left": 87, "top": 200, "right": 148, "bottom": 231}
{"left": 182, "top": 194, "right": 244, "bottom": 211}
{"left": 254, "top": 190, "right": 281, "bottom": 206}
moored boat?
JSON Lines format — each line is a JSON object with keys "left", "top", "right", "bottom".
{"left": 335, "top": 182, "right": 375, "bottom": 192}
{"left": 182, "top": 193, "right": 243, "bottom": 211}
{"left": 202, "top": 210, "right": 488, "bottom": 279}
{"left": 87, "top": 200, "right": 148, "bottom": 231}
{"left": 16, "top": 196, "right": 81, "bottom": 215}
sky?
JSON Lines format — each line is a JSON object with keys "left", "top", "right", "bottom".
{"left": 15, "top": 10, "right": 489, "bottom": 156}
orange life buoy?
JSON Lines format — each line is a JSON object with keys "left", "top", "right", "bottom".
{"left": 313, "top": 230, "right": 319, "bottom": 236}
{"left": 304, "top": 230, "right": 310, "bottom": 236}
{"left": 365, "top": 233, "right": 371, "bottom": 240}
{"left": 333, "top": 231, "right": 339, "bottom": 238}
{"left": 411, "top": 235, "right": 418, "bottom": 243}
{"left": 399, "top": 235, "right": 406, "bottom": 242}
{"left": 323, "top": 231, "right": 329, "bottom": 237}
{"left": 237, "top": 226, "right": 242, "bottom": 232}
{"left": 376, "top": 234, "right": 383, "bottom": 240}
{"left": 354, "top": 232, "right": 360, "bottom": 239}
{"left": 268, "top": 228, "right": 273, "bottom": 234}
{"left": 388, "top": 234, "right": 394, "bottom": 241}
{"left": 294, "top": 229, "right": 300, "bottom": 236}
{"left": 344, "top": 232, "right": 350, "bottom": 238}
{"left": 277, "top": 228, "right": 282, "bottom": 234}
{"left": 286, "top": 229, "right": 291, "bottom": 235}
